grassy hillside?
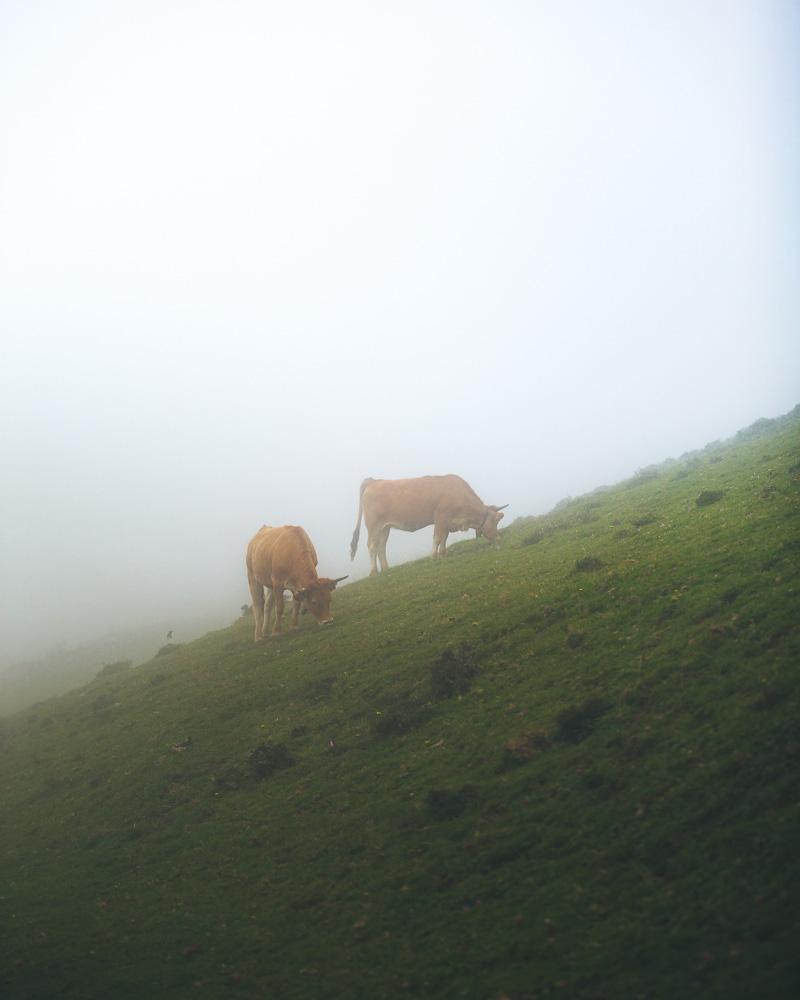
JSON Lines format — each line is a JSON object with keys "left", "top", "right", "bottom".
{"left": 0, "top": 615, "right": 231, "bottom": 717}
{"left": 2, "top": 411, "right": 799, "bottom": 1000}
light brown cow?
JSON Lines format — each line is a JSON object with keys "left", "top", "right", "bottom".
{"left": 350, "top": 475, "right": 507, "bottom": 575}
{"left": 246, "top": 525, "right": 347, "bottom": 641}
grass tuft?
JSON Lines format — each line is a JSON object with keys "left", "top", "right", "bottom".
{"left": 552, "top": 697, "right": 611, "bottom": 743}
{"left": 430, "top": 643, "right": 479, "bottom": 698}
{"left": 247, "top": 740, "right": 294, "bottom": 778}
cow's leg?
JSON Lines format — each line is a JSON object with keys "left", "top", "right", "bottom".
{"left": 290, "top": 593, "right": 301, "bottom": 630}
{"left": 367, "top": 528, "right": 380, "bottom": 576}
{"left": 249, "top": 574, "right": 265, "bottom": 642}
{"left": 263, "top": 589, "right": 275, "bottom": 638}
{"left": 432, "top": 521, "right": 449, "bottom": 558}
{"left": 377, "top": 526, "right": 391, "bottom": 572}
{"left": 271, "top": 585, "right": 285, "bottom": 636}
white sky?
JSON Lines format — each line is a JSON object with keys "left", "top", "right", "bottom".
{"left": 1, "top": 0, "right": 798, "bottom": 664}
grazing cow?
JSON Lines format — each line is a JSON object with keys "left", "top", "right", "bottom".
{"left": 246, "top": 525, "right": 347, "bottom": 641}
{"left": 350, "top": 475, "right": 507, "bottom": 575}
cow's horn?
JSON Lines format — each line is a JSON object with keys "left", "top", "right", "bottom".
{"left": 493, "top": 504, "right": 509, "bottom": 511}
{"left": 333, "top": 575, "right": 349, "bottom": 584}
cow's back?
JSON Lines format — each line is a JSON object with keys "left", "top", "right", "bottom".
{"left": 246, "top": 525, "right": 281, "bottom": 584}
{"left": 364, "top": 475, "right": 476, "bottom": 528}
{"left": 272, "top": 526, "right": 318, "bottom": 576}
{"left": 249, "top": 525, "right": 318, "bottom": 588}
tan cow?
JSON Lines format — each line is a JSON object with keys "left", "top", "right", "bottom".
{"left": 246, "top": 525, "right": 347, "bottom": 641}
{"left": 350, "top": 475, "right": 507, "bottom": 575}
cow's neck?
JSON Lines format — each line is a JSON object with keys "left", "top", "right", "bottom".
{"left": 288, "top": 560, "right": 319, "bottom": 592}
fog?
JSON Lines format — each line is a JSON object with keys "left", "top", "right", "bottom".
{"left": 1, "top": 0, "right": 798, "bottom": 668}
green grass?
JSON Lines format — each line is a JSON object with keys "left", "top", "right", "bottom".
{"left": 2, "top": 410, "right": 799, "bottom": 999}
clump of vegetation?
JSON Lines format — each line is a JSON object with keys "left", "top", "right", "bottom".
{"left": 498, "top": 731, "right": 551, "bottom": 770}
{"left": 430, "top": 644, "right": 479, "bottom": 698}
{"left": 575, "top": 555, "right": 604, "bottom": 572}
{"left": 212, "top": 763, "right": 246, "bottom": 791}
{"left": 303, "top": 674, "right": 338, "bottom": 702}
{"left": 624, "top": 466, "right": 660, "bottom": 488}
{"left": 552, "top": 697, "right": 611, "bottom": 743}
{"left": 425, "top": 785, "right": 476, "bottom": 820}
{"left": 631, "top": 514, "right": 657, "bottom": 527}
{"left": 247, "top": 741, "right": 293, "bottom": 779}
{"left": 96, "top": 659, "right": 132, "bottom": 678}
{"left": 735, "top": 416, "right": 777, "bottom": 441}
{"left": 565, "top": 627, "right": 586, "bottom": 649}
{"left": 695, "top": 489, "right": 725, "bottom": 506}
{"left": 522, "top": 528, "right": 545, "bottom": 545}
{"left": 155, "top": 642, "right": 181, "bottom": 657}
{"left": 371, "top": 692, "right": 426, "bottom": 737}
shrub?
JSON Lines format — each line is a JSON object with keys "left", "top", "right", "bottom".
{"left": 522, "top": 529, "right": 545, "bottom": 546}
{"left": 96, "top": 660, "right": 132, "bottom": 678}
{"left": 430, "top": 644, "right": 479, "bottom": 699}
{"left": 372, "top": 693, "right": 426, "bottom": 737}
{"left": 498, "top": 732, "right": 551, "bottom": 770}
{"left": 696, "top": 490, "right": 725, "bottom": 507}
{"left": 425, "top": 785, "right": 475, "bottom": 820}
{"left": 575, "top": 556, "right": 604, "bottom": 572}
{"left": 156, "top": 643, "right": 181, "bottom": 657}
{"left": 247, "top": 741, "right": 294, "bottom": 779}
{"left": 553, "top": 698, "right": 611, "bottom": 744}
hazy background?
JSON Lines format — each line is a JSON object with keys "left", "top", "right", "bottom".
{"left": 1, "top": 0, "right": 798, "bottom": 669}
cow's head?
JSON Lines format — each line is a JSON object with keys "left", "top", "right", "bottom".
{"left": 294, "top": 576, "right": 348, "bottom": 625}
{"left": 478, "top": 504, "right": 508, "bottom": 542}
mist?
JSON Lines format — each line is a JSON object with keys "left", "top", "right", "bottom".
{"left": 1, "top": 0, "right": 798, "bottom": 668}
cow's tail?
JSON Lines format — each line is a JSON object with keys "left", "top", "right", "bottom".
{"left": 350, "top": 478, "right": 374, "bottom": 560}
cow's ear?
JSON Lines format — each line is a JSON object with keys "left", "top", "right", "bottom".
{"left": 497, "top": 511, "right": 505, "bottom": 521}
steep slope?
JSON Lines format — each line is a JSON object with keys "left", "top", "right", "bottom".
{"left": 2, "top": 411, "right": 799, "bottom": 1000}
{"left": 0, "top": 614, "right": 230, "bottom": 717}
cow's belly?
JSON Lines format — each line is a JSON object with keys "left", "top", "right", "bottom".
{"left": 389, "top": 517, "right": 432, "bottom": 533}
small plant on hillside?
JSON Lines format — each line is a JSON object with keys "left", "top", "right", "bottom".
{"left": 155, "top": 642, "right": 181, "bottom": 657}
{"left": 695, "top": 489, "right": 725, "bottom": 506}
{"left": 247, "top": 741, "right": 294, "bottom": 779}
{"left": 552, "top": 697, "right": 611, "bottom": 744}
{"left": 498, "top": 731, "right": 552, "bottom": 770}
{"left": 96, "top": 659, "right": 132, "bottom": 679}
{"left": 575, "top": 556, "right": 604, "bottom": 572}
{"left": 522, "top": 528, "right": 545, "bottom": 545}
{"left": 430, "top": 644, "right": 479, "bottom": 699}
{"left": 425, "top": 785, "right": 476, "bottom": 820}
{"left": 371, "top": 692, "right": 426, "bottom": 737}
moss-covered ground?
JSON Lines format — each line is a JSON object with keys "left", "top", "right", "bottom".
{"left": 2, "top": 411, "right": 799, "bottom": 999}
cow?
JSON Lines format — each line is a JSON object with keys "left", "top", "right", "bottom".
{"left": 246, "top": 525, "right": 347, "bottom": 641}
{"left": 350, "top": 475, "right": 508, "bottom": 575}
